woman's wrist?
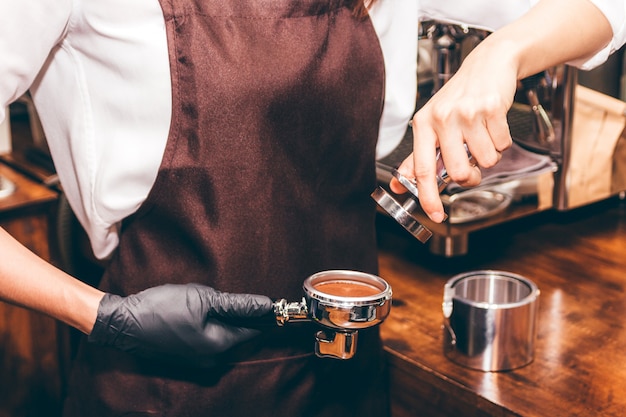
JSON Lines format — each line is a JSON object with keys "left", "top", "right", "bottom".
{"left": 64, "top": 281, "right": 106, "bottom": 334}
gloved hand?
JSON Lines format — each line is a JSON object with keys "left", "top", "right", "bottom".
{"left": 88, "top": 283, "right": 273, "bottom": 367}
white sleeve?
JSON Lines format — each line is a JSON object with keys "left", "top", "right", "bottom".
{"left": 418, "top": 0, "right": 533, "bottom": 32}
{"left": 0, "top": 0, "right": 72, "bottom": 121}
{"left": 573, "top": 0, "right": 626, "bottom": 69}
{"left": 418, "top": 0, "right": 626, "bottom": 70}
{"left": 369, "top": 0, "right": 419, "bottom": 158}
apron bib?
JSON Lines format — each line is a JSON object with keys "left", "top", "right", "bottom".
{"left": 64, "top": 1, "right": 387, "bottom": 415}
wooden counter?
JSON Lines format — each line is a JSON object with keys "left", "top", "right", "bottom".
{"left": 377, "top": 198, "right": 626, "bottom": 417}
{"left": 0, "top": 163, "right": 57, "bottom": 214}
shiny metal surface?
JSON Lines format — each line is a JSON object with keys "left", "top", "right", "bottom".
{"left": 273, "top": 298, "right": 308, "bottom": 326}
{"left": 304, "top": 270, "right": 392, "bottom": 331}
{"left": 315, "top": 330, "right": 357, "bottom": 360}
{"left": 521, "top": 72, "right": 556, "bottom": 146}
{"left": 442, "top": 270, "right": 540, "bottom": 372}
{"left": 274, "top": 270, "right": 392, "bottom": 360}
{"left": 442, "top": 189, "right": 513, "bottom": 224}
{"left": 371, "top": 146, "right": 473, "bottom": 244}
{"left": 371, "top": 186, "right": 433, "bottom": 243}
{"left": 0, "top": 175, "right": 16, "bottom": 199}
{"left": 422, "top": 21, "right": 488, "bottom": 94}
{"left": 428, "top": 234, "right": 469, "bottom": 258}
{"left": 552, "top": 67, "right": 578, "bottom": 210}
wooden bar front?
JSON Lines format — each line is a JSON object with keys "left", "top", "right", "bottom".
{"left": 377, "top": 199, "right": 626, "bottom": 417}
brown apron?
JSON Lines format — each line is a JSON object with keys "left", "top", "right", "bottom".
{"left": 63, "top": 0, "right": 387, "bottom": 415}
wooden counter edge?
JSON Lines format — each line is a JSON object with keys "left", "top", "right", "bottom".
{"left": 385, "top": 346, "right": 521, "bottom": 417}
{"left": 0, "top": 161, "right": 58, "bottom": 214}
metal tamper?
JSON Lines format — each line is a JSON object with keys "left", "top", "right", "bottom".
{"left": 371, "top": 147, "right": 474, "bottom": 243}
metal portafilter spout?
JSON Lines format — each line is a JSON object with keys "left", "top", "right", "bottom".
{"left": 372, "top": 146, "right": 475, "bottom": 243}
{"left": 273, "top": 270, "right": 392, "bottom": 360}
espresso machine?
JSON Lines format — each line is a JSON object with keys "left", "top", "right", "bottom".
{"left": 374, "top": 21, "right": 626, "bottom": 257}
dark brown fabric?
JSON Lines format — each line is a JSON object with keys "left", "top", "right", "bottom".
{"left": 63, "top": 0, "right": 387, "bottom": 415}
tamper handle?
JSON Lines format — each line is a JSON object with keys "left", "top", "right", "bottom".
{"left": 435, "top": 145, "right": 476, "bottom": 193}
{"left": 393, "top": 144, "right": 475, "bottom": 199}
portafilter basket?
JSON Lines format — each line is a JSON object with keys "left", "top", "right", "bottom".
{"left": 274, "top": 270, "right": 392, "bottom": 360}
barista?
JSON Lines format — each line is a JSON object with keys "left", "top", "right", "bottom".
{"left": 0, "top": 0, "right": 625, "bottom": 416}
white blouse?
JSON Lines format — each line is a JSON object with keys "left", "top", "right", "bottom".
{"left": 1, "top": 0, "right": 625, "bottom": 259}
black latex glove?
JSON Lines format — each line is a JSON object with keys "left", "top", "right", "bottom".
{"left": 88, "top": 283, "right": 273, "bottom": 367}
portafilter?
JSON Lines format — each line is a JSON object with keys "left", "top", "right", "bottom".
{"left": 273, "top": 270, "right": 392, "bottom": 360}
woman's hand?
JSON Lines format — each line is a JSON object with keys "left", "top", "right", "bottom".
{"left": 88, "top": 283, "right": 273, "bottom": 367}
{"left": 391, "top": 39, "right": 518, "bottom": 222}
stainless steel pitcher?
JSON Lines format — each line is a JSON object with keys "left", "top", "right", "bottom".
{"left": 442, "top": 270, "right": 540, "bottom": 371}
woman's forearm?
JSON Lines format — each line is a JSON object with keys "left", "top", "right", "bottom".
{"left": 473, "top": 0, "right": 613, "bottom": 81}
{"left": 0, "top": 227, "right": 104, "bottom": 334}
